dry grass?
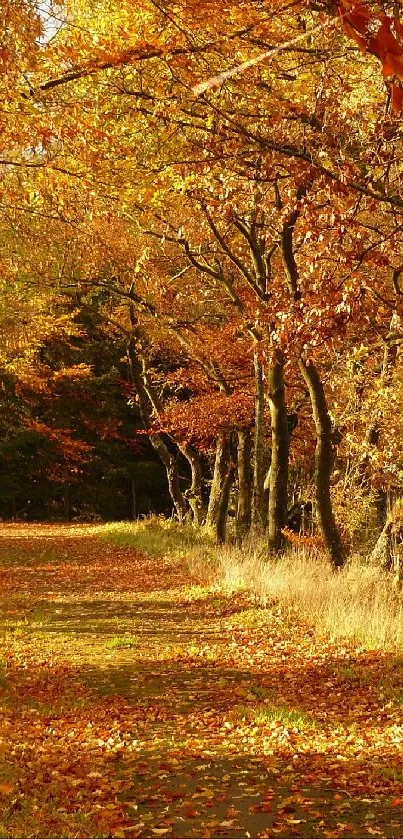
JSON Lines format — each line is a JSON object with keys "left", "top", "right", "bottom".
{"left": 99, "top": 519, "right": 403, "bottom": 652}
{"left": 209, "top": 539, "right": 403, "bottom": 651}
{"left": 97, "top": 516, "right": 214, "bottom": 559}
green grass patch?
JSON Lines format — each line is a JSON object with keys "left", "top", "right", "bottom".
{"left": 231, "top": 702, "right": 315, "bottom": 729}
{"left": 97, "top": 518, "right": 196, "bottom": 554}
{"left": 106, "top": 636, "right": 138, "bottom": 649}
{"left": 97, "top": 517, "right": 215, "bottom": 560}
{"left": 228, "top": 607, "right": 268, "bottom": 628}
{"left": 334, "top": 664, "right": 366, "bottom": 684}
{"left": 380, "top": 766, "right": 403, "bottom": 781}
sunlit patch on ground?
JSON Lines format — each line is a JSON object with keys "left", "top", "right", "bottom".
{"left": 0, "top": 523, "right": 403, "bottom": 837}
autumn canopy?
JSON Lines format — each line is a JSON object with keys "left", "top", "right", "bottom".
{"left": 0, "top": 0, "right": 403, "bottom": 573}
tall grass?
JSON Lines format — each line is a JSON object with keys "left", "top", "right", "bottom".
{"left": 99, "top": 519, "right": 403, "bottom": 651}
{"left": 96, "top": 517, "right": 216, "bottom": 564}
{"left": 209, "top": 539, "right": 403, "bottom": 651}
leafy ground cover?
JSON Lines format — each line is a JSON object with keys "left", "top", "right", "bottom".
{"left": 0, "top": 522, "right": 403, "bottom": 838}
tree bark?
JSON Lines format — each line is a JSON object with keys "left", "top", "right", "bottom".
{"left": 206, "top": 432, "right": 237, "bottom": 541}
{"left": 64, "top": 488, "right": 70, "bottom": 522}
{"left": 373, "top": 488, "right": 388, "bottom": 529}
{"left": 299, "top": 358, "right": 345, "bottom": 569}
{"left": 262, "top": 465, "right": 271, "bottom": 530}
{"left": 131, "top": 477, "right": 137, "bottom": 520}
{"left": 251, "top": 352, "right": 266, "bottom": 531}
{"left": 141, "top": 361, "right": 206, "bottom": 525}
{"left": 268, "top": 353, "right": 289, "bottom": 552}
{"left": 358, "top": 335, "right": 398, "bottom": 533}
{"left": 278, "top": 180, "right": 344, "bottom": 567}
{"left": 369, "top": 518, "right": 393, "bottom": 570}
{"left": 236, "top": 429, "right": 252, "bottom": 541}
{"left": 180, "top": 441, "right": 206, "bottom": 525}
{"left": 127, "top": 340, "right": 188, "bottom": 522}
{"left": 217, "top": 462, "right": 237, "bottom": 544}
{"left": 206, "top": 432, "right": 228, "bottom": 529}
{"left": 369, "top": 499, "right": 403, "bottom": 581}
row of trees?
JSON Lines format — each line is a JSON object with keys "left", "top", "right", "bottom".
{"left": 2, "top": 0, "right": 403, "bottom": 569}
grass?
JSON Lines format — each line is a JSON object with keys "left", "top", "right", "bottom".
{"left": 231, "top": 702, "right": 314, "bottom": 729}
{"left": 96, "top": 517, "right": 213, "bottom": 560}
{"left": 334, "top": 664, "right": 366, "bottom": 683}
{"left": 211, "top": 540, "right": 403, "bottom": 652}
{"left": 379, "top": 766, "right": 403, "bottom": 781}
{"left": 105, "top": 636, "right": 138, "bottom": 649}
{"left": 99, "top": 519, "right": 403, "bottom": 652}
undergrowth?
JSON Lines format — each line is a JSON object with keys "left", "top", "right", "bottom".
{"left": 99, "top": 518, "right": 403, "bottom": 652}
{"left": 97, "top": 517, "right": 213, "bottom": 560}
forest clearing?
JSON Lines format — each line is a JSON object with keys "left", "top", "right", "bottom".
{"left": 0, "top": 521, "right": 403, "bottom": 838}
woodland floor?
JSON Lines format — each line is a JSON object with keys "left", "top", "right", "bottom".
{"left": 0, "top": 525, "right": 403, "bottom": 838}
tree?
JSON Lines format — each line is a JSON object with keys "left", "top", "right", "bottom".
{"left": 4, "top": 0, "right": 403, "bottom": 568}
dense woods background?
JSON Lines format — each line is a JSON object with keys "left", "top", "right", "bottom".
{"left": 3, "top": 0, "right": 403, "bottom": 572}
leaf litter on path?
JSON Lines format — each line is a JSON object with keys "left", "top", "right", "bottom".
{"left": 0, "top": 523, "right": 402, "bottom": 837}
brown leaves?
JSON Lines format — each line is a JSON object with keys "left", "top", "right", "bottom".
{"left": 1, "top": 524, "right": 403, "bottom": 837}
{"left": 339, "top": 1, "right": 403, "bottom": 113}
{"left": 0, "top": 782, "right": 14, "bottom": 795}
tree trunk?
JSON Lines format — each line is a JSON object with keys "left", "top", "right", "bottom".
{"left": 64, "top": 487, "right": 70, "bottom": 522}
{"left": 216, "top": 463, "right": 237, "bottom": 544}
{"left": 206, "top": 432, "right": 228, "bottom": 529}
{"left": 267, "top": 354, "right": 289, "bottom": 552}
{"left": 373, "top": 488, "right": 388, "bottom": 529}
{"left": 131, "top": 477, "right": 137, "bottom": 520}
{"left": 251, "top": 352, "right": 266, "bottom": 531}
{"left": 236, "top": 429, "right": 252, "bottom": 541}
{"left": 141, "top": 360, "right": 205, "bottom": 525}
{"left": 180, "top": 441, "right": 206, "bottom": 525}
{"left": 206, "top": 432, "right": 237, "bottom": 541}
{"left": 278, "top": 180, "right": 344, "bottom": 566}
{"left": 369, "top": 519, "right": 393, "bottom": 570}
{"left": 262, "top": 466, "right": 271, "bottom": 530}
{"left": 369, "top": 499, "right": 403, "bottom": 582}
{"left": 358, "top": 340, "right": 398, "bottom": 513}
{"left": 147, "top": 433, "right": 187, "bottom": 522}
{"left": 299, "top": 358, "right": 345, "bottom": 569}
{"left": 127, "top": 341, "right": 188, "bottom": 522}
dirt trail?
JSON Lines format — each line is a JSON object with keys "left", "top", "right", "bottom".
{"left": 0, "top": 524, "right": 403, "bottom": 838}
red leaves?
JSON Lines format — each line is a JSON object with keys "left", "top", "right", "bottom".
{"left": 339, "top": 1, "right": 403, "bottom": 113}
{"left": 157, "top": 391, "right": 254, "bottom": 448}
{"left": 23, "top": 420, "right": 93, "bottom": 481}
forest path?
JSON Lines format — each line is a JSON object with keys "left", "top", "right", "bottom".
{"left": 0, "top": 523, "right": 403, "bottom": 838}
